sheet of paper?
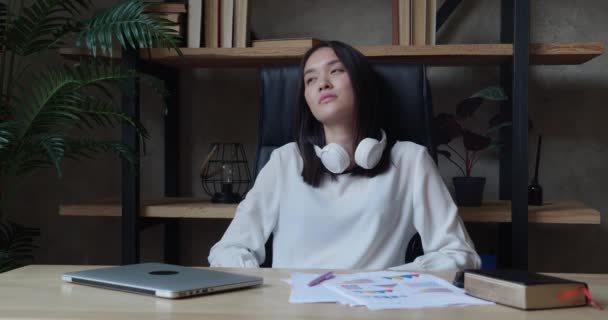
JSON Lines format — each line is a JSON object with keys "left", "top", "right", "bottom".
{"left": 288, "top": 272, "right": 359, "bottom": 305}
{"left": 323, "top": 271, "right": 494, "bottom": 310}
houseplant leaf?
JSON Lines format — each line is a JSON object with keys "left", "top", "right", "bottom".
{"left": 0, "top": 0, "right": 184, "bottom": 273}
{"left": 39, "top": 135, "right": 67, "bottom": 177}
{"left": 471, "top": 86, "right": 508, "bottom": 101}
{"left": 0, "top": 3, "right": 7, "bottom": 47}
{"left": 0, "top": 220, "right": 39, "bottom": 273}
{"left": 434, "top": 113, "right": 462, "bottom": 144}
{"left": 486, "top": 122, "right": 512, "bottom": 134}
{"left": 456, "top": 97, "right": 483, "bottom": 118}
{"left": 77, "top": 0, "right": 182, "bottom": 57}
{"left": 489, "top": 113, "right": 534, "bottom": 130}
{"left": 457, "top": 86, "right": 508, "bottom": 118}
{"left": 6, "top": 0, "right": 90, "bottom": 56}
{"left": 463, "top": 130, "right": 492, "bottom": 151}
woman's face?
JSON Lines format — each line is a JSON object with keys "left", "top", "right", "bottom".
{"left": 303, "top": 47, "right": 355, "bottom": 127}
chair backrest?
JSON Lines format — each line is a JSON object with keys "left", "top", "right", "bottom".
{"left": 255, "top": 64, "right": 434, "bottom": 267}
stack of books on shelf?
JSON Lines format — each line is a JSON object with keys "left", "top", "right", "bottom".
{"left": 392, "top": 0, "right": 436, "bottom": 46}
{"left": 144, "top": 2, "right": 188, "bottom": 45}
{"left": 186, "top": 0, "right": 251, "bottom": 48}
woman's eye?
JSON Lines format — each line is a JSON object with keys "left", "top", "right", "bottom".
{"left": 331, "top": 68, "right": 344, "bottom": 74}
{"left": 305, "top": 77, "right": 316, "bottom": 85}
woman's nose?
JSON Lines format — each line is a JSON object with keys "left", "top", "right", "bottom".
{"left": 318, "top": 78, "right": 332, "bottom": 91}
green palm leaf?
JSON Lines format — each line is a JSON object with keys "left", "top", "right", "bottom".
{"left": 0, "top": 2, "right": 7, "bottom": 47}
{"left": 14, "top": 61, "right": 137, "bottom": 142}
{"left": 0, "top": 121, "right": 16, "bottom": 171}
{"left": 76, "top": 96, "right": 149, "bottom": 140}
{"left": 39, "top": 134, "right": 66, "bottom": 176}
{"left": 77, "top": 0, "right": 182, "bottom": 57}
{"left": 4, "top": 61, "right": 146, "bottom": 177}
{"left": 7, "top": 0, "right": 91, "bottom": 56}
{"left": 0, "top": 1, "right": 183, "bottom": 272}
{"left": 471, "top": 86, "right": 508, "bottom": 101}
{"left": 63, "top": 138, "right": 136, "bottom": 171}
{"left": 13, "top": 136, "right": 136, "bottom": 178}
{"left": 0, "top": 220, "right": 39, "bottom": 273}
{"left": 0, "top": 129, "right": 10, "bottom": 149}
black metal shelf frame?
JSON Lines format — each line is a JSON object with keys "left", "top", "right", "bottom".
{"left": 120, "top": 0, "right": 531, "bottom": 269}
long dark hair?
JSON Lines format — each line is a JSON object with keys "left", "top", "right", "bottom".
{"left": 294, "top": 40, "right": 395, "bottom": 187}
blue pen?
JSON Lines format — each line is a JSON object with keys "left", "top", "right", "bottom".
{"left": 308, "top": 271, "right": 335, "bottom": 286}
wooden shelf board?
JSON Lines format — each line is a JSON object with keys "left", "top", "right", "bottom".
{"left": 459, "top": 200, "right": 601, "bottom": 224}
{"left": 60, "top": 199, "right": 601, "bottom": 224}
{"left": 59, "top": 198, "right": 236, "bottom": 219}
{"left": 58, "top": 42, "right": 604, "bottom": 67}
{"left": 529, "top": 42, "right": 605, "bottom": 65}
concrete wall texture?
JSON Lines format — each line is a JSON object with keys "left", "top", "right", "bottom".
{"left": 10, "top": 0, "right": 608, "bottom": 272}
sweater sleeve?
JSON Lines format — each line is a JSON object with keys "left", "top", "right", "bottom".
{"left": 207, "top": 150, "right": 281, "bottom": 268}
{"left": 390, "top": 146, "right": 481, "bottom": 272}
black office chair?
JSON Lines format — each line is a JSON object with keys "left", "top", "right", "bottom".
{"left": 255, "top": 64, "right": 435, "bottom": 268}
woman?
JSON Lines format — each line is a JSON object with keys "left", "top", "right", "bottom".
{"left": 208, "top": 41, "right": 481, "bottom": 271}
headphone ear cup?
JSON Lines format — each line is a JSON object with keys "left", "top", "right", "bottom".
{"left": 314, "top": 143, "right": 351, "bottom": 174}
{"left": 354, "top": 129, "right": 387, "bottom": 169}
{"left": 354, "top": 138, "right": 382, "bottom": 169}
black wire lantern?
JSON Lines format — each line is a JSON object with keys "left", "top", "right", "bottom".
{"left": 200, "top": 143, "right": 252, "bottom": 203}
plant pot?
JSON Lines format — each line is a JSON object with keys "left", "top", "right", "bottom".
{"left": 453, "top": 177, "right": 486, "bottom": 207}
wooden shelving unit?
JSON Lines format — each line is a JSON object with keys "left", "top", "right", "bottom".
{"left": 59, "top": 199, "right": 601, "bottom": 224}
{"left": 59, "top": 42, "right": 604, "bottom": 67}
{"left": 58, "top": 1, "right": 605, "bottom": 268}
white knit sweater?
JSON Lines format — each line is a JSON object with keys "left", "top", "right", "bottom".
{"left": 208, "top": 141, "right": 481, "bottom": 271}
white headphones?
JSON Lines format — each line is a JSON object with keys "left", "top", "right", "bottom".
{"left": 313, "top": 129, "right": 387, "bottom": 174}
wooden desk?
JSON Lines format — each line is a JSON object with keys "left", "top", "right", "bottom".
{"left": 1, "top": 265, "right": 606, "bottom": 319}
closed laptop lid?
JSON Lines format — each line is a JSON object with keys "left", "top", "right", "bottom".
{"left": 62, "top": 263, "right": 263, "bottom": 298}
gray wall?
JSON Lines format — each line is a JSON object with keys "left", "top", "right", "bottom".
{"left": 11, "top": 0, "right": 608, "bottom": 272}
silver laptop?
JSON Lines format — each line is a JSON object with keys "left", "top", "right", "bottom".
{"left": 62, "top": 263, "right": 263, "bottom": 299}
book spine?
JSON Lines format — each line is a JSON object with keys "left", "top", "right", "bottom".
{"left": 204, "top": 0, "right": 220, "bottom": 48}
{"left": 411, "top": 0, "right": 426, "bottom": 46}
{"left": 392, "top": 0, "right": 399, "bottom": 45}
{"left": 233, "top": 0, "right": 248, "bottom": 47}
{"left": 187, "top": 0, "right": 203, "bottom": 48}
{"left": 402, "top": 0, "right": 411, "bottom": 46}
{"left": 220, "top": 0, "right": 234, "bottom": 48}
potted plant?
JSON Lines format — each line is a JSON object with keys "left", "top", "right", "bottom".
{"left": 434, "top": 86, "right": 509, "bottom": 206}
{"left": 0, "top": 0, "right": 181, "bottom": 272}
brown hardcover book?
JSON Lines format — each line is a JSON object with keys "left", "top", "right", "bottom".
{"left": 144, "top": 3, "right": 187, "bottom": 13}
{"left": 252, "top": 38, "right": 322, "bottom": 48}
{"left": 143, "top": 4, "right": 185, "bottom": 46}
{"left": 143, "top": 3, "right": 185, "bottom": 34}
{"left": 392, "top": 0, "right": 411, "bottom": 46}
{"left": 204, "top": 0, "right": 220, "bottom": 48}
{"left": 164, "top": 13, "right": 183, "bottom": 33}
{"left": 391, "top": 0, "right": 399, "bottom": 45}
{"left": 464, "top": 269, "right": 588, "bottom": 310}
{"left": 411, "top": 0, "right": 426, "bottom": 46}
{"left": 400, "top": 0, "right": 411, "bottom": 46}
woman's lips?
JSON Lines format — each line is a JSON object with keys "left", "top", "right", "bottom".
{"left": 319, "top": 94, "right": 337, "bottom": 104}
